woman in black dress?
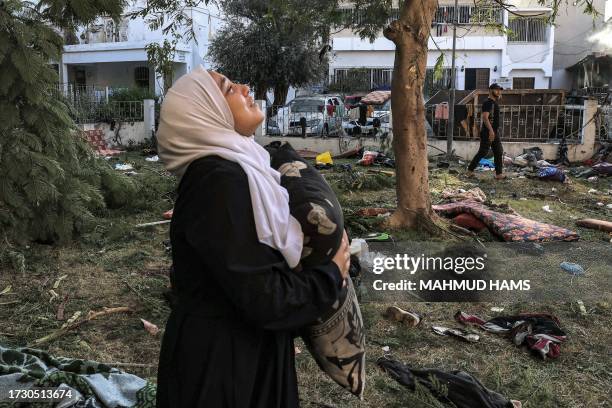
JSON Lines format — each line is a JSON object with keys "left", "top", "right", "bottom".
{"left": 155, "top": 66, "right": 350, "bottom": 408}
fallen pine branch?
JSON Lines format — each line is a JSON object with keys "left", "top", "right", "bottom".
{"left": 135, "top": 220, "right": 171, "bottom": 228}
{"left": 0, "top": 301, "right": 20, "bottom": 306}
{"left": 29, "top": 306, "right": 133, "bottom": 347}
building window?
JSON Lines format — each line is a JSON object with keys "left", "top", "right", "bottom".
{"left": 513, "top": 77, "right": 535, "bottom": 89}
{"left": 508, "top": 17, "right": 547, "bottom": 42}
{"left": 465, "top": 68, "right": 490, "bottom": 90}
{"left": 332, "top": 68, "right": 392, "bottom": 91}
{"left": 135, "top": 67, "right": 150, "bottom": 89}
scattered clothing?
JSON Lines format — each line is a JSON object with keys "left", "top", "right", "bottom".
{"left": 593, "top": 162, "right": 612, "bottom": 175}
{"left": 432, "top": 326, "right": 480, "bottom": 343}
{"left": 435, "top": 102, "right": 450, "bottom": 120}
{"left": 441, "top": 187, "right": 487, "bottom": 203}
{"left": 537, "top": 167, "right": 567, "bottom": 182}
{"left": 433, "top": 200, "right": 580, "bottom": 242}
{"left": 377, "top": 358, "right": 519, "bottom": 408}
{"left": 560, "top": 262, "right": 585, "bottom": 276}
{"left": 455, "top": 311, "right": 567, "bottom": 359}
{"left": 0, "top": 345, "right": 155, "bottom": 407}
{"left": 478, "top": 158, "right": 495, "bottom": 169}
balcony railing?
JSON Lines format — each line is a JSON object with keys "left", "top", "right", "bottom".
{"left": 426, "top": 104, "right": 586, "bottom": 143}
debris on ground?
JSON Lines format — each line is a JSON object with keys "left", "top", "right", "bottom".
{"left": 114, "top": 163, "right": 134, "bottom": 171}
{"left": 575, "top": 218, "right": 612, "bottom": 232}
{"left": 434, "top": 200, "right": 579, "bottom": 242}
{"left": 377, "top": 358, "right": 521, "bottom": 408}
{"left": 537, "top": 167, "right": 567, "bottom": 183}
{"left": 432, "top": 326, "right": 480, "bottom": 343}
{"left": 145, "top": 155, "right": 159, "bottom": 162}
{"left": 542, "top": 205, "right": 553, "bottom": 213}
{"left": 383, "top": 306, "right": 422, "bottom": 327}
{"left": 441, "top": 187, "right": 487, "bottom": 203}
{"left": 315, "top": 151, "right": 333, "bottom": 166}
{"left": 455, "top": 311, "right": 567, "bottom": 359}
{"left": 560, "top": 261, "right": 585, "bottom": 276}
{"left": 141, "top": 318, "right": 160, "bottom": 336}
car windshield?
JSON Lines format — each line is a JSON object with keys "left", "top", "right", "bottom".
{"left": 290, "top": 99, "right": 324, "bottom": 112}
{"left": 372, "top": 100, "right": 391, "bottom": 111}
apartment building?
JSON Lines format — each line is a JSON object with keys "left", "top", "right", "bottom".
{"left": 330, "top": 0, "right": 555, "bottom": 98}
{"left": 58, "top": 1, "right": 223, "bottom": 96}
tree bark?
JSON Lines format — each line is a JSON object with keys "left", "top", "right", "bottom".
{"left": 254, "top": 83, "right": 267, "bottom": 101}
{"left": 383, "top": 0, "right": 438, "bottom": 229}
{"left": 273, "top": 83, "right": 289, "bottom": 106}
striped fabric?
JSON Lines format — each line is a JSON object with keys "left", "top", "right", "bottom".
{"left": 361, "top": 90, "right": 391, "bottom": 105}
{"left": 83, "top": 130, "right": 123, "bottom": 156}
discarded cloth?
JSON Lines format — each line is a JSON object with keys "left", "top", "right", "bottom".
{"left": 433, "top": 200, "right": 580, "bottom": 242}
{"left": 537, "top": 167, "right": 567, "bottom": 182}
{"left": 357, "top": 150, "right": 379, "bottom": 166}
{"left": 593, "top": 162, "right": 612, "bottom": 175}
{"left": 377, "top": 358, "right": 519, "bottom": 408}
{"left": 455, "top": 311, "right": 567, "bottom": 359}
{"left": 452, "top": 213, "right": 487, "bottom": 232}
{"left": 435, "top": 102, "right": 449, "bottom": 120}
{"left": 478, "top": 158, "right": 495, "bottom": 169}
{"left": 432, "top": 326, "right": 480, "bottom": 343}
{"left": 560, "top": 261, "right": 585, "bottom": 276}
{"left": 441, "top": 187, "right": 487, "bottom": 203}
{"left": 0, "top": 345, "right": 156, "bottom": 407}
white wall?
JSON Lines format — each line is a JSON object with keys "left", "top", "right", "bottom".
{"left": 507, "top": 69, "right": 550, "bottom": 89}
{"left": 81, "top": 122, "right": 149, "bottom": 146}
{"left": 551, "top": 0, "right": 607, "bottom": 89}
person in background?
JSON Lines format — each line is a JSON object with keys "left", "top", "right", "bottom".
{"left": 466, "top": 83, "right": 505, "bottom": 180}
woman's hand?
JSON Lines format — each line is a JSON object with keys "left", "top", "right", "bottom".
{"left": 332, "top": 231, "right": 351, "bottom": 284}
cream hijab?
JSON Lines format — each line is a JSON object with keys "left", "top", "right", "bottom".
{"left": 156, "top": 65, "right": 303, "bottom": 268}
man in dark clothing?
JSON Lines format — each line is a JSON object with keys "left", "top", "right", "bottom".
{"left": 467, "top": 83, "right": 505, "bottom": 179}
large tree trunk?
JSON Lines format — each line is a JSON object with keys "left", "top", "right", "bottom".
{"left": 254, "top": 83, "right": 267, "bottom": 101}
{"left": 273, "top": 83, "right": 289, "bottom": 106}
{"left": 383, "top": 0, "right": 438, "bottom": 229}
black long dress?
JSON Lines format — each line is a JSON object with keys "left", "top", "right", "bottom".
{"left": 156, "top": 156, "right": 344, "bottom": 408}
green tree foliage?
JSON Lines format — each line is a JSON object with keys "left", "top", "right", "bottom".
{"left": 0, "top": 0, "right": 134, "bottom": 249}
{"left": 208, "top": 0, "right": 340, "bottom": 103}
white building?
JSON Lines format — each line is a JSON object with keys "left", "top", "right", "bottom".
{"left": 552, "top": 0, "right": 611, "bottom": 90}
{"left": 330, "top": 0, "right": 555, "bottom": 98}
{"left": 59, "top": 1, "right": 223, "bottom": 96}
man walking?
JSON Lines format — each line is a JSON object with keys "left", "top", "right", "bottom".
{"left": 466, "top": 83, "right": 505, "bottom": 180}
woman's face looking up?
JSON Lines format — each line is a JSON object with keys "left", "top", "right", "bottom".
{"left": 208, "top": 71, "right": 265, "bottom": 136}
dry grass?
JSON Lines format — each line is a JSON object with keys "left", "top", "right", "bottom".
{"left": 0, "top": 152, "right": 610, "bottom": 407}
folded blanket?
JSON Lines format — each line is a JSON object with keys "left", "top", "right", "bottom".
{"left": 0, "top": 346, "right": 155, "bottom": 408}
{"left": 433, "top": 200, "right": 579, "bottom": 242}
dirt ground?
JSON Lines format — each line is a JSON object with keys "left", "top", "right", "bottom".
{"left": 1, "top": 150, "right": 610, "bottom": 407}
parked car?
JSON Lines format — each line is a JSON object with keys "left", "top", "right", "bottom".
{"left": 271, "top": 95, "right": 345, "bottom": 137}
{"left": 343, "top": 112, "right": 391, "bottom": 136}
